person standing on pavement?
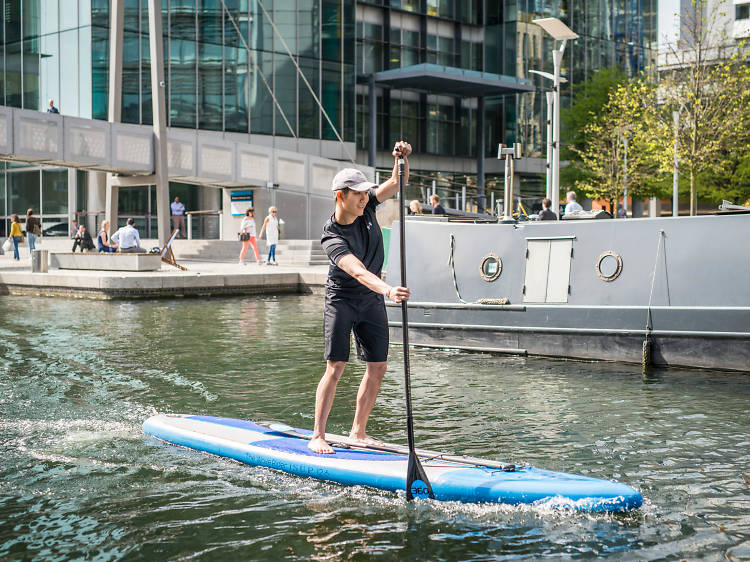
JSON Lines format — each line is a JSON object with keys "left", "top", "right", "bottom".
{"left": 170, "top": 197, "right": 186, "bottom": 238}
{"left": 308, "top": 141, "right": 412, "bottom": 455}
{"left": 25, "top": 209, "right": 41, "bottom": 253}
{"left": 259, "top": 206, "right": 279, "bottom": 265}
{"left": 238, "top": 208, "right": 262, "bottom": 265}
{"left": 9, "top": 214, "right": 23, "bottom": 260}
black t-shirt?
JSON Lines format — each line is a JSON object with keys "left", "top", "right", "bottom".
{"left": 321, "top": 188, "right": 383, "bottom": 297}
{"left": 432, "top": 204, "right": 445, "bottom": 215}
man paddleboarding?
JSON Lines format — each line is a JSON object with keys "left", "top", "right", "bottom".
{"left": 309, "top": 141, "right": 412, "bottom": 454}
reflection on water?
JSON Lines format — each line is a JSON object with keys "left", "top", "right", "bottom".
{"left": 1, "top": 295, "right": 748, "bottom": 560}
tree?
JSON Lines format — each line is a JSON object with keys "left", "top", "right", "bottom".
{"left": 570, "top": 79, "right": 662, "bottom": 216}
{"left": 657, "top": 0, "right": 750, "bottom": 214}
{"left": 560, "top": 67, "right": 628, "bottom": 191}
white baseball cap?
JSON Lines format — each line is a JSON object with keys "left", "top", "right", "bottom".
{"left": 331, "top": 168, "right": 377, "bottom": 192}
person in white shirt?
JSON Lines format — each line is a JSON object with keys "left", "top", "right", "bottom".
{"left": 112, "top": 218, "right": 146, "bottom": 253}
{"left": 259, "top": 206, "right": 280, "bottom": 265}
{"left": 170, "top": 197, "right": 186, "bottom": 238}
{"left": 238, "top": 208, "right": 262, "bottom": 265}
{"left": 564, "top": 191, "right": 583, "bottom": 215}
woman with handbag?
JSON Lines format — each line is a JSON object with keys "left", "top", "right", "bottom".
{"left": 25, "top": 208, "right": 41, "bottom": 253}
{"left": 9, "top": 214, "right": 24, "bottom": 260}
{"left": 238, "top": 207, "right": 262, "bottom": 265}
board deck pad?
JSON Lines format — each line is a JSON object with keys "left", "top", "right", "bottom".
{"left": 143, "top": 414, "right": 643, "bottom": 512}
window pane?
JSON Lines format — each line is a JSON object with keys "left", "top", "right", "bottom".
{"left": 42, "top": 169, "right": 67, "bottom": 215}
{"left": 170, "top": 10, "right": 197, "bottom": 128}
{"left": 9, "top": 171, "right": 40, "bottom": 216}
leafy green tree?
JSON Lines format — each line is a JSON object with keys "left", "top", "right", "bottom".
{"left": 656, "top": 0, "right": 750, "bottom": 214}
{"left": 570, "top": 79, "right": 662, "bottom": 216}
{"left": 560, "top": 66, "right": 628, "bottom": 191}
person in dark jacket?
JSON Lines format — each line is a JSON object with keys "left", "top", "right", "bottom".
{"left": 430, "top": 194, "right": 446, "bottom": 214}
{"left": 538, "top": 198, "right": 557, "bottom": 221}
{"left": 72, "top": 225, "right": 95, "bottom": 252}
{"left": 25, "top": 209, "right": 40, "bottom": 252}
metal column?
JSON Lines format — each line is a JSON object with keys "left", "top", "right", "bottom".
{"left": 368, "top": 75, "right": 377, "bottom": 169}
{"left": 476, "top": 96, "right": 485, "bottom": 213}
{"left": 105, "top": 0, "right": 124, "bottom": 233}
{"left": 148, "top": 0, "right": 170, "bottom": 246}
{"left": 552, "top": 49, "right": 562, "bottom": 218}
{"left": 545, "top": 91, "right": 554, "bottom": 201}
{"left": 67, "top": 168, "right": 77, "bottom": 228}
{"left": 672, "top": 110, "right": 679, "bottom": 217}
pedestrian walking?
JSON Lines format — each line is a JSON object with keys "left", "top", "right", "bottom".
{"left": 259, "top": 206, "right": 279, "bottom": 265}
{"left": 170, "top": 197, "right": 186, "bottom": 238}
{"left": 9, "top": 214, "right": 24, "bottom": 260}
{"left": 238, "top": 208, "right": 262, "bottom": 265}
{"left": 25, "top": 209, "right": 41, "bottom": 253}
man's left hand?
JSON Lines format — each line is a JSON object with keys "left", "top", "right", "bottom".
{"left": 392, "top": 141, "right": 412, "bottom": 158}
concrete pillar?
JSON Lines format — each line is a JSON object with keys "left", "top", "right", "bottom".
{"left": 148, "top": 0, "right": 170, "bottom": 246}
{"left": 106, "top": 0, "right": 124, "bottom": 237}
{"left": 87, "top": 171, "right": 106, "bottom": 232}
{"left": 368, "top": 75, "right": 377, "bottom": 169}
{"left": 67, "top": 168, "right": 77, "bottom": 226}
{"left": 647, "top": 197, "right": 662, "bottom": 218}
{"left": 476, "top": 96, "right": 485, "bottom": 213}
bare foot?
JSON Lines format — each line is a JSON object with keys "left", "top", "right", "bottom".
{"left": 347, "top": 433, "right": 386, "bottom": 448}
{"left": 308, "top": 436, "right": 334, "bottom": 454}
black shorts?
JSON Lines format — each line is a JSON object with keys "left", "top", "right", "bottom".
{"left": 324, "top": 292, "right": 389, "bottom": 363}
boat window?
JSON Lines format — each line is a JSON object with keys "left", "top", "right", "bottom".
{"left": 479, "top": 254, "right": 502, "bottom": 282}
{"left": 523, "top": 238, "right": 574, "bottom": 303}
{"left": 596, "top": 251, "right": 623, "bottom": 281}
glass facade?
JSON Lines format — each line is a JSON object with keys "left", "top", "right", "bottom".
{"left": 0, "top": 0, "right": 354, "bottom": 141}
{"left": 356, "top": 0, "right": 657, "bottom": 161}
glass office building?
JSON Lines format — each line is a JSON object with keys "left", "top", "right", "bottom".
{"left": 355, "top": 0, "right": 657, "bottom": 197}
{"left": 0, "top": 0, "right": 356, "bottom": 236}
{"left": 0, "top": 0, "right": 655, "bottom": 235}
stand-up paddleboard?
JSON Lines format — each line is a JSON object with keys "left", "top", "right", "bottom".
{"left": 143, "top": 414, "right": 642, "bottom": 512}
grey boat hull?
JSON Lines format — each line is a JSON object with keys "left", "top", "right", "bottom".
{"left": 385, "top": 214, "right": 750, "bottom": 372}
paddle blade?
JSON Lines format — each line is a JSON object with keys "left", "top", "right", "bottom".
{"left": 406, "top": 451, "right": 434, "bottom": 501}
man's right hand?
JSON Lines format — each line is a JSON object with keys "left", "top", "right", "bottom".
{"left": 387, "top": 286, "right": 410, "bottom": 303}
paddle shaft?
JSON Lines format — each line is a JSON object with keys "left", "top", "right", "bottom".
{"left": 397, "top": 157, "right": 416, "bottom": 454}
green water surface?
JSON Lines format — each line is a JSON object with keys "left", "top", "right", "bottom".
{"left": 1, "top": 295, "right": 748, "bottom": 560}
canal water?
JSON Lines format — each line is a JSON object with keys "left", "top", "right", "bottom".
{"left": 1, "top": 294, "right": 748, "bottom": 560}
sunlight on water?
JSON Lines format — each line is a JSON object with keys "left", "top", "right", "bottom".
{"left": 1, "top": 294, "right": 748, "bottom": 560}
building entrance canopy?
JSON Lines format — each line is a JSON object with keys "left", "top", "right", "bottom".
{"left": 369, "top": 64, "right": 534, "bottom": 97}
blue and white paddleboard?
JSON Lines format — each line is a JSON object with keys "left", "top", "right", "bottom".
{"left": 143, "top": 414, "right": 642, "bottom": 512}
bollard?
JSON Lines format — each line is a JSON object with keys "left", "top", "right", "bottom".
{"left": 31, "top": 249, "right": 48, "bottom": 273}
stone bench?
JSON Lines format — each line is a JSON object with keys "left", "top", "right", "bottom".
{"left": 50, "top": 252, "right": 162, "bottom": 271}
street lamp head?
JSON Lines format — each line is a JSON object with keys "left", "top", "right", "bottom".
{"left": 532, "top": 18, "right": 579, "bottom": 40}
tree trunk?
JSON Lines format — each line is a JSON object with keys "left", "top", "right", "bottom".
{"left": 690, "top": 168, "right": 697, "bottom": 216}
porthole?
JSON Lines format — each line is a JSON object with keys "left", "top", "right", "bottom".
{"left": 596, "top": 251, "right": 623, "bottom": 282}
{"left": 479, "top": 254, "right": 502, "bottom": 282}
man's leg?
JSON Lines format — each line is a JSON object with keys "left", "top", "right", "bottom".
{"left": 309, "top": 360, "right": 347, "bottom": 454}
{"left": 349, "top": 361, "right": 387, "bottom": 444}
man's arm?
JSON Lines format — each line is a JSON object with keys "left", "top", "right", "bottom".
{"left": 336, "top": 254, "right": 410, "bottom": 303}
{"left": 375, "top": 141, "right": 412, "bottom": 204}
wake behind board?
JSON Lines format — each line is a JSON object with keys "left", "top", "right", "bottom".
{"left": 142, "top": 414, "right": 642, "bottom": 512}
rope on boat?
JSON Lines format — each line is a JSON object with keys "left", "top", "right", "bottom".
{"left": 643, "top": 229, "right": 665, "bottom": 373}
{"left": 448, "top": 234, "right": 509, "bottom": 306}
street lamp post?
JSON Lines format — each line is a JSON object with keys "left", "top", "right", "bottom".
{"left": 532, "top": 18, "right": 579, "bottom": 219}
{"left": 673, "top": 110, "right": 679, "bottom": 217}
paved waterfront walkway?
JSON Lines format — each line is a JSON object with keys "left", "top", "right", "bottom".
{"left": 0, "top": 250, "right": 328, "bottom": 299}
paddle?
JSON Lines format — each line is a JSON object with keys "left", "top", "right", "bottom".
{"left": 397, "top": 151, "right": 434, "bottom": 501}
